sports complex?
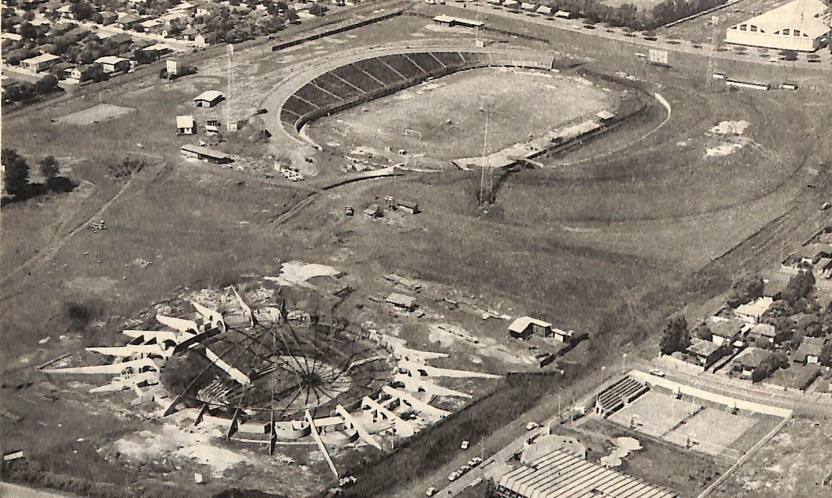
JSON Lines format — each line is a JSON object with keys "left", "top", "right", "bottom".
{"left": 3, "top": 2, "right": 832, "bottom": 498}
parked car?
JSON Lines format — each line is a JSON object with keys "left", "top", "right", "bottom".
{"left": 526, "top": 422, "right": 539, "bottom": 431}
{"left": 448, "top": 472, "right": 460, "bottom": 482}
{"left": 461, "top": 440, "right": 469, "bottom": 450}
{"left": 426, "top": 487, "right": 438, "bottom": 496}
{"left": 821, "top": 202, "right": 831, "bottom": 211}
{"left": 649, "top": 369, "right": 666, "bottom": 377}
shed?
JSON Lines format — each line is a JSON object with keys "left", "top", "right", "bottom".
{"left": 363, "top": 204, "right": 382, "bottom": 218}
{"left": 508, "top": 316, "right": 552, "bottom": 340}
{"left": 180, "top": 144, "right": 233, "bottom": 164}
{"left": 194, "top": 90, "right": 224, "bottom": 107}
{"left": 176, "top": 115, "right": 195, "bottom": 135}
{"left": 386, "top": 293, "right": 416, "bottom": 311}
{"left": 596, "top": 110, "right": 615, "bottom": 122}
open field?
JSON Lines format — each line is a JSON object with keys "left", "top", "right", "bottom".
{"left": 307, "top": 67, "right": 614, "bottom": 165}
{"left": 609, "top": 391, "right": 702, "bottom": 437}
{"left": 54, "top": 104, "right": 137, "bottom": 127}
{"left": 4, "top": 4, "right": 832, "bottom": 498}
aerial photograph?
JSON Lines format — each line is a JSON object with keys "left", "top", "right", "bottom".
{"left": 1, "top": 0, "right": 831, "bottom": 495}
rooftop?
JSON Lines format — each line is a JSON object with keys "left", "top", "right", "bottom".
{"left": 180, "top": 144, "right": 232, "bottom": 160}
{"left": 194, "top": 90, "right": 224, "bottom": 102}
{"left": 794, "top": 337, "right": 825, "bottom": 361}
{"left": 731, "top": 0, "right": 830, "bottom": 38}
{"left": 176, "top": 115, "right": 195, "bottom": 128}
{"left": 749, "top": 323, "right": 777, "bottom": 338}
{"left": 688, "top": 339, "right": 721, "bottom": 357}
{"left": 735, "top": 347, "right": 769, "bottom": 369}
{"left": 386, "top": 293, "right": 416, "bottom": 308}
{"left": 508, "top": 316, "right": 552, "bottom": 333}
{"left": 22, "top": 53, "right": 61, "bottom": 64}
{"left": 735, "top": 296, "right": 774, "bottom": 319}
{"left": 94, "top": 56, "right": 128, "bottom": 64}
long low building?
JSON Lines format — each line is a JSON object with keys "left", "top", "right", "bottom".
{"left": 496, "top": 448, "right": 677, "bottom": 498}
{"left": 180, "top": 144, "right": 234, "bottom": 164}
{"left": 725, "top": 0, "right": 831, "bottom": 52}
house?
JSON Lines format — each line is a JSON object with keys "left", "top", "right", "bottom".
{"left": 735, "top": 296, "right": 773, "bottom": 323}
{"left": 103, "top": 32, "right": 133, "bottom": 49}
{"left": 397, "top": 200, "right": 419, "bottom": 214}
{"left": 94, "top": 56, "right": 129, "bottom": 74}
{"left": 116, "top": 14, "right": 143, "bottom": 30}
{"left": 2, "top": 32, "right": 22, "bottom": 42}
{"left": 363, "top": 204, "right": 382, "bottom": 218}
{"left": 69, "top": 64, "right": 96, "bottom": 81}
{"left": 180, "top": 144, "right": 233, "bottom": 164}
{"left": 386, "top": 293, "right": 416, "bottom": 311}
{"left": 176, "top": 115, "right": 195, "bottom": 135}
{"left": 508, "top": 316, "right": 552, "bottom": 340}
{"left": 793, "top": 337, "right": 825, "bottom": 364}
{"left": 792, "top": 243, "right": 832, "bottom": 264}
{"left": 732, "top": 347, "right": 769, "bottom": 376}
{"left": 708, "top": 317, "right": 748, "bottom": 346}
{"left": 142, "top": 43, "right": 173, "bottom": 57}
{"left": 20, "top": 53, "right": 61, "bottom": 72}
{"left": 52, "top": 61, "right": 74, "bottom": 78}
{"left": 100, "top": 11, "right": 119, "bottom": 25}
{"left": 56, "top": 4, "right": 73, "bottom": 20}
{"left": 139, "top": 18, "right": 164, "bottom": 33}
{"left": 194, "top": 90, "right": 224, "bottom": 107}
{"left": 549, "top": 328, "right": 574, "bottom": 343}
{"left": 725, "top": 0, "right": 831, "bottom": 52}
{"left": 747, "top": 323, "right": 777, "bottom": 344}
{"left": 687, "top": 339, "right": 722, "bottom": 366}
{"left": 205, "top": 119, "right": 221, "bottom": 134}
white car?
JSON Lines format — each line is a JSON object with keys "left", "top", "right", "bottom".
{"left": 460, "top": 440, "right": 469, "bottom": 450}
{"left": 649, "top": 369, "right": 666, "bottom": 377}
{"left": 448, "top": 472, "right": 460, "bottom": 482}
{"left": 821, "top": 202, "right": 831, "bottom": 211}
{"left": 426, "top": 487, "right": 438, "bottom": 496}
{"left": 526, "top": 422, "right": 539, "bottom": 431}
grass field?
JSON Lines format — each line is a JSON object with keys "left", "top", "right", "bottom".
{"left": 307, "top": 67, "right": 614, "bottom": 166}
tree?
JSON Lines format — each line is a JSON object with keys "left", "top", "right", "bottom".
{"left": 71, "top": 0, "right": 95, "bottom": 21}
{"left": 2, "top": 148, "right": 31, "bottom": 198}
{"left": 783, "top": 270, "right": 815, "bottom": 304}
{"left": 728, "top": 274, "right": 764, "bottom": 307}
{"left": 659, "top": 315, "right": 689, "bottom": 355}
{"left": 820, "top": 342, "right": 832, "bottom": 367}
{"left": 309, "top": 3, "right": 325, "bottom": 16}
{"left": 693, "top": 323, "right": 712, "bottom": 341}
{"left": 34, "top": 73, "right": 59, "bottom": 95}
{"left": 39, "top": 155, "right": 59, "bottom": 181}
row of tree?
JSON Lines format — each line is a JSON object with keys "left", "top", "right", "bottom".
{"left": 2, "top": 75, "right": 61, "bottom": 106}
{"left": 1, "top": 149, "right": 76, "bottom": 205}
{"left": 544, "top": 0, "right": 727, "bottom": 30}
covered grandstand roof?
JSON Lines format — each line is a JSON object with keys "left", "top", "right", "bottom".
{"left": 730, "top": 0, "right": 831, "bottom": 38}
{"left": 497, "top": 448, "right": 677, "bottom": 498}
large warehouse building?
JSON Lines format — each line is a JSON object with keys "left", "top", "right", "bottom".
{"left": 495, "top": 449, "right": 677, "bottom": 498}
{"left": 725, "top": 0, "right": 831, "bottom": 52}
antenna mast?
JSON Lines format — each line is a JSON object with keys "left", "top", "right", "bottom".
{"left": 479, "top": 110, "right": 491, "bottom": 205}
{"left": 707, "top": 16, "right": 719, "bottom": 90}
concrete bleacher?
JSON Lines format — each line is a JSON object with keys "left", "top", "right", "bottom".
{"left": 279, "top": 51, "right": 545, "bottom": 128}
{"left": 595, "top": 376, "right": 649, "bottom": 417}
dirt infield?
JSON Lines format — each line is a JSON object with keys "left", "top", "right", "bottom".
{"left": 55, "top": 104, "right": 137, "bottom": 126}
{"left": 665, "top": 407, "right": 754, "bottom": 458}
{"left": 307, "top": 67, "right": 613, "bottom": 167}
{"left": 609, "top": 390, "right": 701, "bottom": 437}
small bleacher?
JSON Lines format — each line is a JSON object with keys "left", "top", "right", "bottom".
{"left": 595, "top": 376, "right": 649, "bottom": 417}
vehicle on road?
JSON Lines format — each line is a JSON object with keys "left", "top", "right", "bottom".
{"left": 821, "top": 202, "right": 831, "bottom": 211}
{"left": 526, "top": 422, "right": 539, "bottom": 431}
{"left": 448, "top": 472, "right": 460, "bottom": 482}
{"left": 460, "top": 440, "right": 469, "bottom": 450}
{"left": 426, "top": 487, "right": 438, "bottom": 496}
{"left": 649, "top": 369, "right": 666, "bottom": 377}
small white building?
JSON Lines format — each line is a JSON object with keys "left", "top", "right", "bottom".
{"left": 194, "top": 90, "right": 224, "bottom": 108}
{"left": 386, "top": 293, "right": 416, "bottom": 311}
{"left": 176, "top": 115, "right": 195, "bottom": 135}
{"left": 734, "top": 297, "right": 773, "bottom": 324}
{"left": 725, "top": 0, "right": 831, "bottom": 52}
